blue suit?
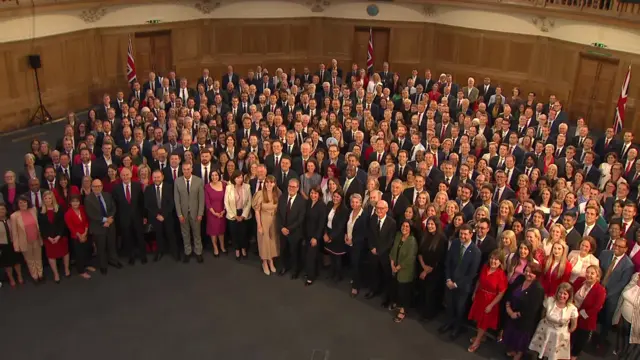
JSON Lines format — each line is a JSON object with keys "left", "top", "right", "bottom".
{"left": 444, "top": 239, "right": 481, "bottom": 330}
{"left": 598, "top": 251, "right": 634, "bottom": 339}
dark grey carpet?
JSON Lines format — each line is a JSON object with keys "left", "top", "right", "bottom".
{"left": 0, "top": 254, "right": 609, "bottom": 360}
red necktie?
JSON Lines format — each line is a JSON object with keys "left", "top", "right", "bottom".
{"left": 125, "top": 185, "right": 131, "bottom": 204}
{"left": 34, "top": 193, "right": 40, "bottom": 208}
{"left": 440, "top": 125, "right": 446, "bottom": 140}
{"left": 377, "top": 153, "right": 381, "bottom": 163}
{"left": 173, "top": 169, "right": 177, "bottom": 180}
{"left": 626, "top": 161, "right": 633, "bottom": 174}
{"left": 546, "top": 218, "right": 553, "bottom": 231}
{"left": 434, "top": 153, "right": 438, "bottom": 167}
{"left": 391, "top": 197, "right": 396, "bottom": 209}
{"left": 623, "top": 222, "right": 629, "bottom": 237}
{"left": 515, "top": 204, "right": 522, "bottom": 214}
{"left": 49, "top": 182, "right": 54, "bottom": 190}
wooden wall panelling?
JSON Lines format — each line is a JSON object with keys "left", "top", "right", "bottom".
{"left": 389, "top": 25, "right": 423, "bottom": 78}
{"left": 322, "top": 20, "right": 353, "bottom": 62}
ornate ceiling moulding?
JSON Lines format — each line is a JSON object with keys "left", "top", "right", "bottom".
{"left": 194, "top": 0, "right": 221, "bottom": 15}
{"left": 531, "top": 15, "right": 555, "bottom": 32}
{"left": 306, "top": 0, "right": 330, "bottom": 13}
{"left": 78, "top": 6, "right": 107, "bottom": 23}
{"left": 421, "top": 4, "right": 436, "bottom": 17}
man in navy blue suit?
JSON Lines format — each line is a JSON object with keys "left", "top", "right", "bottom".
{"left": 439, "top": 224, "right": 481, "bottom": 340}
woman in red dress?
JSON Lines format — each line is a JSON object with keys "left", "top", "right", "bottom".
{"left": 541, "top": 242, "right": 572, "bottom": 297}
{"left": 53, "top": 173, "right": 80, "bottom": 212}
{"left": 102, "top": 165, "right": 120, "bottom": 194}
{"left": 37, "top": 191, "right": 70, "bottom": 283}
{"left": 64, "top": 194, "right": 94, "bottom": 279}
{"left": 539, "top": 144, "right": 555, "bottom": 175}
{"left": 119, "top": 155, "right": 139, "bottom": 183}
{"left": 468, "top": 250, "right": 508, "bottom": 352}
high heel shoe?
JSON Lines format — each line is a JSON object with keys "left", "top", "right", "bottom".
{"left": 269, "top": 264, "right": 276, "bottom": 273}
{"left": 263, "top": 264, "right": 271, "bottom": 276}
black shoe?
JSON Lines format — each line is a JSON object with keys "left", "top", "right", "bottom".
{"left": 128, "top": 258, "right": 135, "bottom": 265}
{"left": 100, "top": 268, "right": 108, "bottom": 275}
{"left": 213, "top": 252, "right": 219, "bottom": 258}
{"left": 141, "top": 257, "right": 148, "bottom": 264}
{"left": 183, "top": 255, "right": 190, "bottom": 263}
{"left": 154, "top": 253, "right": 162, "bottom": 262}
{"left": 437, "top": 324, "right": 453, "bottom": 334}
{"left": 449, "top": 328, "right": 461, "bottom": 341}
{"left": 278, "top": 269, "right": 288, "bottom": 276}
{"left": 109, "top": 261, "right": 123, "bottom": 269}
{"left": 364, "top": 291, "right": 377, "bottom": 299}
{"left": 290, "top": 273, "right": 299, "bottom": 280}
{"left": 196, "top": 255, "right": 204, "bottom": 263}
{"left": 235, "top": 255, "right": 241, "bottom": 261}
{"left": 55, "top": 279, "right": 60, "bottom": 284}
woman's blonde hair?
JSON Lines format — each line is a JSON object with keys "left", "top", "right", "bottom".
{"left": 40, "top": 190, "right": 59, "bottom": 214}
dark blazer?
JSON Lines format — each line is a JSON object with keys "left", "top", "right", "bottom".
{"left": 368, "top": 214, "right": 397, "bottom": 255}
{"left": 473, "top": 234, "right": 498, "bottom": 265}
{"left": 576, "top": 221, "right": 607, "bottom": 255}
{"left": 341, "top": 177, "right": 364, "bottom": 209}
{"left": 0, "top": 184, "right": 28, "bottom": 214}
{"left": 504, "top": 275, "right": 545, "bottom": 332}
{"left": 382, "top": 192, "right": 410, "bottom": 225}
{"left": 144, "top": 183, "right": 175, "bottom": 222}
{"left": 37, "top": 208, "right": 66, "bottom": 239}
{"left": 572, "top": 278, "right": 606, "bottom": 331}
{"left": 350, "top": 208, "right": 369, "bottom": 245}
{"left": 163, "top": 166, "right": 182, "bottom": 185}
{"left": 325, "top": 203, "right": 349, "bottom": 243}
{"left": 111, "top": 182, "right": 145, "bottom": 229}
{"left": 84, "top": 192, "right": 116, "bottom": 235}
{"left": 495, "top": 186, "right": 516, "bottom": 203}
{"left": 275, "top": 169, "right": 299, "bottom": 193}
{"left": 599, "top": 251, "right": 634, "bottom": 304}
{"left": 276, "top": 193, "right": 307, "bottom": 241}
{"left": 565, "top": 228, "right": 582, "bottom": 251}
{"left": 71, "top": 163, "right": 105, "bottom": 188}
{"left": 18, "top": 166, "right": 43, "bottom": 186}
{"left": 445, "top": 239, "right": 482, "bottom": 293}
{"left": 304, "top": 200, "right": 327, "bottom": 241}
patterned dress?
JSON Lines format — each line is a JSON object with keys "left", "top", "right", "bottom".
{"left": 529, "top": 297, "right": 578, "bottom": 360}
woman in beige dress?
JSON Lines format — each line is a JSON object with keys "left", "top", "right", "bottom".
{"left": 252, "top": 175, "right": 280, "bottom": 275}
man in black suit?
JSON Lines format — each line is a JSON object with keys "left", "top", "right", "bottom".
{"left": 221, "top": 65, "right": 239, "bottom": 90}
{"left": 382, "top": 179, "right": 410, "bottom": 225}
{"left": 321, "top": 144, "right": 346, "bottom": 177}
{"left": 276, "top": 178, "right": 307, "bottom": 279}
{"left": 582, "top": 151, "right": 601, "bottom": 185}
{"left": 364, "top": 200, "right": 397, "bottom": 306}
{"left": 478, "top": 77, "right": 495, "bottom": 103}
{"left": 145, "top": 170, "right": 178, "bottom": 262}
{"left": 112, "top": 167, "right": 146, "bottom": 265}
{"left": 562, "top": 212, "right": 582, "bottom": 251}
{"left": 71, "top": 148, "right": 104, "bottom": 188}
{"left": 576, "top": 205, "right": 607, "bottom": 254}
{"left": 264, "top": 140, "right": 284, "bottom": 175}
{"left": 620, "top": 203, "right": 640, "bottom": 243}
{"left": 249, "top": 165, "right": 267, "bottom": 195}
{"left": 457, "top": 183, "right": 476, "bottom": 222}
{"left": 341, "top": 166, "right": 364, "bottom": 209}
{"left": 473, "top": 218, "right": 497, "bottom": 265}
{"left": 493, "top": 170, "right": 516, "bottom": 203}
{"left": 439, "top": 224, "right": 482, "bottom": 340}
{"left": 275, "top": 156, "right": 298, "bottom": 193}
{"left": 163, "top": 154, "right": 182, "bottom": 185}
{"left": 84, "top": 179, "right": 122, "bottom": 274}
{"left": 282, "top": 131, "right": 301, "bottom": 158}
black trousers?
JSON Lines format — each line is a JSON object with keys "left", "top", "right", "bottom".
{"left": 349, "top": 242, "right": 366, "bottom": 290}
{"left": 598, "top": 300, "right": 615, "bottom": 343}
{"left": 329, "top": 253, "right": 343, "bottom": 278}
{"left": 444, "top": 287, "right": 471, "bottom": 330}
{"left": 421, "top": 270, "right": 444, "bottom": 318}
{"left": 152, "top": 218, "right": 177, "bottom": 257}
{"left": 369, "top": 251, "right": 391, "bottom": 298}
{"left": 228, "top": 218, "right": 249, "bottom": 250}
{"left": 72, "top": 238, "right": 93, "bottom": 273}
{"left": 121, "top": 221, "right": 146, "bottom": 260}
{"left": 571, "top": 328, "right": 591, "bottom": 356}
{"left": 280, "top": 235, "right": 303, "bottom": 273}
{"left": 305, "top": 238, "right": 320, "bottom": 280}
{"left": 390, "top": 278, "right": 412, "bottom": 308}
{"left": 93, "top": 226, "right": 118, "bottom": 269}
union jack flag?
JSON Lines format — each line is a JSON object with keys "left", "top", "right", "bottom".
{"left": 126, "top": 36, "right": 137, "bottom": 84}
{"left": 366, "top": 28, "right": 374, "bottom": 75}
{"left": 613, "top": 65, "right": 631, "bottom": 135}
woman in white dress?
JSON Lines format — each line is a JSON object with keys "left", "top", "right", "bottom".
{"left": 529, "top": 282, "right": 578, "bottom": 360}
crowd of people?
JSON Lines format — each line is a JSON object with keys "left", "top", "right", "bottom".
{"left": 1, "top": 61, "right": 639, "bottom": 360}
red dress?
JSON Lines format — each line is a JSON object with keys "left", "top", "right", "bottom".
{"left": 53, "top": 186, "right": 80, "bottom": 212}
{"left": 64, "top": 206, "right": 89, "bottom": 241}
{"left": 468, "top": 265, "right": 508, "bottom": 330}
{"left": 541, "top": 260, "right": 573, "bottom": 297}
{"left": 43, "top": 210, "right": 69, "bottom": 259}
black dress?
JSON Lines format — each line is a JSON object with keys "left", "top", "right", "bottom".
{"left": 0, "top": 219, "right": 21, "bottom": 267}
{"left": 418, "top": 233, "right": 447, "bottom": 319}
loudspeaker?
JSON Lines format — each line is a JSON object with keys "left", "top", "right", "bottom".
{"left": 28, "top": 55, "right": 41, "bottom": 69}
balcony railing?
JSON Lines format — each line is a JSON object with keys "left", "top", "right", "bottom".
{"left": 499, "top": 0, "right": 640, "bottom": 18}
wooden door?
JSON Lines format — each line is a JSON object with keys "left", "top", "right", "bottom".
{"left": 352, "top": 28, "right": 390, "bottom": 73}
{"left": 571, "top": 54, "right": 619, "bottom": 131}
{"left": 352, "top": 29, "right": 369, "bottom": 71}
{"left": 134, "top": 31, "right": 173, "bottom": 77}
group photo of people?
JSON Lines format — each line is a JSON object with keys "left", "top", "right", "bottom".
{"left": 1, "top": 61, "right": 640, "bottom": 360}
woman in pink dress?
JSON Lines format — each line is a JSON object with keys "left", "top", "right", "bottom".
{"left": 204, "top": 169, "right": 227, "bottom": 256}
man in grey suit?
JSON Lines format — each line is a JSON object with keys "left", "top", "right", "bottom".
{"left": 174, "top": 162, "right": 205, "bottom": 263}
{"left": 155, "top": 77, "right": 175, "bottom": 100}
{"left": 84, "top": 179, "right": 122, "bottom": 274}
{"left": 597, "top": 238, "right": 634, "bottom": 351}
{"left": 461, "top": 77, "right": 479, "bottom": 103}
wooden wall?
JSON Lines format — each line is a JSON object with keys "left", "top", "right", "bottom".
{"left": 1, "top": 17, "right": 639, "bottom": 136}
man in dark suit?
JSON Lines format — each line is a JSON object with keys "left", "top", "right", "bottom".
{"left": 576, "top": 205, "right": 607, "bottom": 253}
{"left": 620, "top": 203, "right": 640, "bottom": 243}
{"left": 493, "top": 170, "right": 516, "bottom": 203}
{"left": 382, "top": 179, "right": 410, "bottom": 224}
{"left": 478, "top": 77, "right": 495, "bottom": 103}
{"left": 582, "top": 151, "right": 602, "bottom": 185}
{"left": 112, "top": 167, "right": 146, "bottom": 265}
{"left": 439, "top": 224, "right": 481, "bottom": 340}
{"left": 264, "top": 140, "right": 284, "bottom": 176}
{"left": 364, "top": 199, "right": 397, "bottom": 306}
{"left": 597, "top": 238, "right": 634, "bottom": 352}
{"left": 562, "top": 212, "right": 582, "bottom": 251}
{"left": 457, "top": 183, "right": 476, "bottom": 222}
{"left": 321, "top": 144, "right": 346, "bottom": 177}
{"left": 84, "top": 179, "right": 122, "bottom": 274}
{"left": 473, "top": 218, "right": 497, "bottom": 265}
{"left": 163, "top": 154, "right": 182, "bottom": 185}
{"left": 276, "top": 178, "right": 307, "bottom": 279}
{"left": 221, "top": 65, "right": 239, "bottom": 90}
{"left": 341, "top": 166, "right": 364, "bottom": 209}
{"left": 145, "top": 170, "right": 177, "bottom": 262}
{"left": 275, "top": 156, "right": 298, "bottom": 193}
{"left": 71, "top": 148, "right": 105, "bottom": 188}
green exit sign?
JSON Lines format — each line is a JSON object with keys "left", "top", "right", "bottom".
{"left": 146, "top": 19, "right": 162, "bottom": 24}
{"left": 592, "top": 42, "right": 607, "bottom": 48}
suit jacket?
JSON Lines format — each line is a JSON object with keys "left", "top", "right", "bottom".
{"left": 174, "top": 176, "right": 205, "bottom": 220}
{"left": 382, "top": 193, "right": 410, "bottom": 225}
{"left": 599, "top": 251, "right": 634, "bottom": 307}
{"left": 341, "top": 177, "right": 364, "bottom": 209}
{"left": 304, "top": 200, "right": 327, "bottom": 241}
{"left": 576, "top": 221, "right": 607, "bottom": 255}
{"left": 84, "top": 192, "right": 116, "bottom": 235}
{"left": 276, "top": 193, "right": 307, "bottom": 241}
{"left": 572, "top": 278, "right": 606, "bottom": 331}
{"left": 144, "top": 183, "right": 175, "bottom": 222}
{"left": 275, "top": 169, "right": 299, "bottom": 193}
{"left": 504, "top": 274, "right": 545, "bottom": 332}
{"left": 163, "top": 166, "right": 182, "bottom": 185}
{"left": 71, "top": 162, "right": 105, "bottom": 188}
{"left": 368, "top": 214, "right": 397, "bottom": 255}
{"left": 37, "top": 208, "right": 66, "bottom": 239}
{"left": 0, "top": 183, "right": 28, "bottom": 214}
{"left": 9, "top": 208, "right": 42, "bottom": 252}
{"left": 445, "top": 239, "right": 482, "bottom": 293}
{"left": 473, "top": 234, "right": 498, "bottom": 265}
{"left": 223, "top": 183, "right": 252, "bottom": 220}
{"left": 111, "top": 182, "right": 145, "bottom": 228}
{"left": 461, "top": 86, "right": 479, "bottom": 103}
{"left": 565, "top": 228, "right": 582, "bottom": 251}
